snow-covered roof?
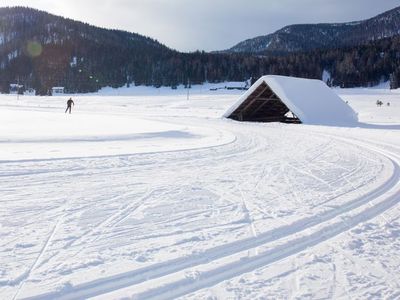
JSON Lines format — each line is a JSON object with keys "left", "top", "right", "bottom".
{"left": 224, "top": 75, "right": 358, "bottom": 126}
{"left": 9, "top": 83, "right": 23, "bottom": 88}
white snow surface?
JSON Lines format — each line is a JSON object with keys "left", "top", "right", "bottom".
{"left": 0, "top": 84, "right": 400, "bottom": 300}
{"left": 224, "top": 75, "right": 358, "bottom": 126}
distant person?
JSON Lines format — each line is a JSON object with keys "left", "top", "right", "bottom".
{"left": 65, "top": 98, "right": 74, "bottom": 114}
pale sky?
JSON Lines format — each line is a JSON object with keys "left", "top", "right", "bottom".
{"left": 1, "top": 0, "right": 399, "bottom": 52}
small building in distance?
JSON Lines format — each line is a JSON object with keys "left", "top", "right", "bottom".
{"left": 24, "top": 88, "right": 36, "bottom": 96}
{"left": 223, "top": 75, "right": 358, "bottom": 126}
{"left": 51, "top": 87, "right": 65, "bottom": 95}
{"left": 9, "top": 83, "right": 23, "bottom": 94}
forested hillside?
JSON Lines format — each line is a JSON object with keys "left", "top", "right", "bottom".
{"left": 228, "top": 6, "right": 400, "bottom": 54}
{"left": 1, "top": 6, "right": 400, "bottom": 94}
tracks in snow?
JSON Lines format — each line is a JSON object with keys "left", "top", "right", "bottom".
{"left": 13, "top": 214, "right": 65, "bottom": 300}
{"left": 22, "top": 130, "right": 400, "bottom": 300}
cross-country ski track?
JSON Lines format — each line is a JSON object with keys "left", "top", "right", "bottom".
{"left": 0, "top": 90, "right": 399, "bottom": 299}
{"left": 17, "top": 127, "right": 400, "bottom": 300}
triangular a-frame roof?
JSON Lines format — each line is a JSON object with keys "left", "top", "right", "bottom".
{"left": 223, "top": 75, "right": 358, "bottom": 126}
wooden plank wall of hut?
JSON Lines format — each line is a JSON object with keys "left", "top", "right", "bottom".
{"left": 229, "top": 83, "right": 301, "bottom": 123}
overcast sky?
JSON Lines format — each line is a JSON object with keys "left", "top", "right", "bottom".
{"left": 1, "top": 0, "right": 400, "bottom": 51}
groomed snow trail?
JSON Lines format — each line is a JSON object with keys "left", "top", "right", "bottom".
{"left": 126, "top": 134, "right": 400, "bottom": 300}
{"left": 0, "top": 92, "right": 399, "bottom": 299}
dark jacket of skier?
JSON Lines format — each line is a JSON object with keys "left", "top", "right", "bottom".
{"left": 65, "top": 98, "right": 74, "bottom": 114}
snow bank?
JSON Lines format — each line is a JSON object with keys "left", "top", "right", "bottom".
{"left": 89, "top": 82, "right": 247, "bottom": 97}
{"left": 0, "top": 108, "right": 234, "bottom": 161}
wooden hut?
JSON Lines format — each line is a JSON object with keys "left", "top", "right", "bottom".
{"left": 223, "top": 75, "right": 357, "bottom": 126}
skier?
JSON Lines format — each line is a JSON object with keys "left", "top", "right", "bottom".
{"left": 65, "top": 98, "right": 74, "bottom": 114}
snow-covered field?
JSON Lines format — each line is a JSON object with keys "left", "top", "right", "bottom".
{"left": 0, "top": 84, "right": 399, "bottom": 299}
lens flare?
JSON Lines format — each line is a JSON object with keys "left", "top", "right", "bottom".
{"left": 26, "top": 41, "right": 43, "bottom": 57}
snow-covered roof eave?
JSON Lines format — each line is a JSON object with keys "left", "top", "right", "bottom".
{"left": 222, "top": 76, "right": 267, "bottom": 118}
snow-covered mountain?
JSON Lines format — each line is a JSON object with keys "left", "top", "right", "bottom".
{"left": 2, "top": 6, "right": 400, "bottom": 93}
{"left": 227, "top": 6, "right": 400, "bottom": 53}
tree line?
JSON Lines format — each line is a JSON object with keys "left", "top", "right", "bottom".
{"left": 1, "top": 7, "right": 400, "bottom": 94}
